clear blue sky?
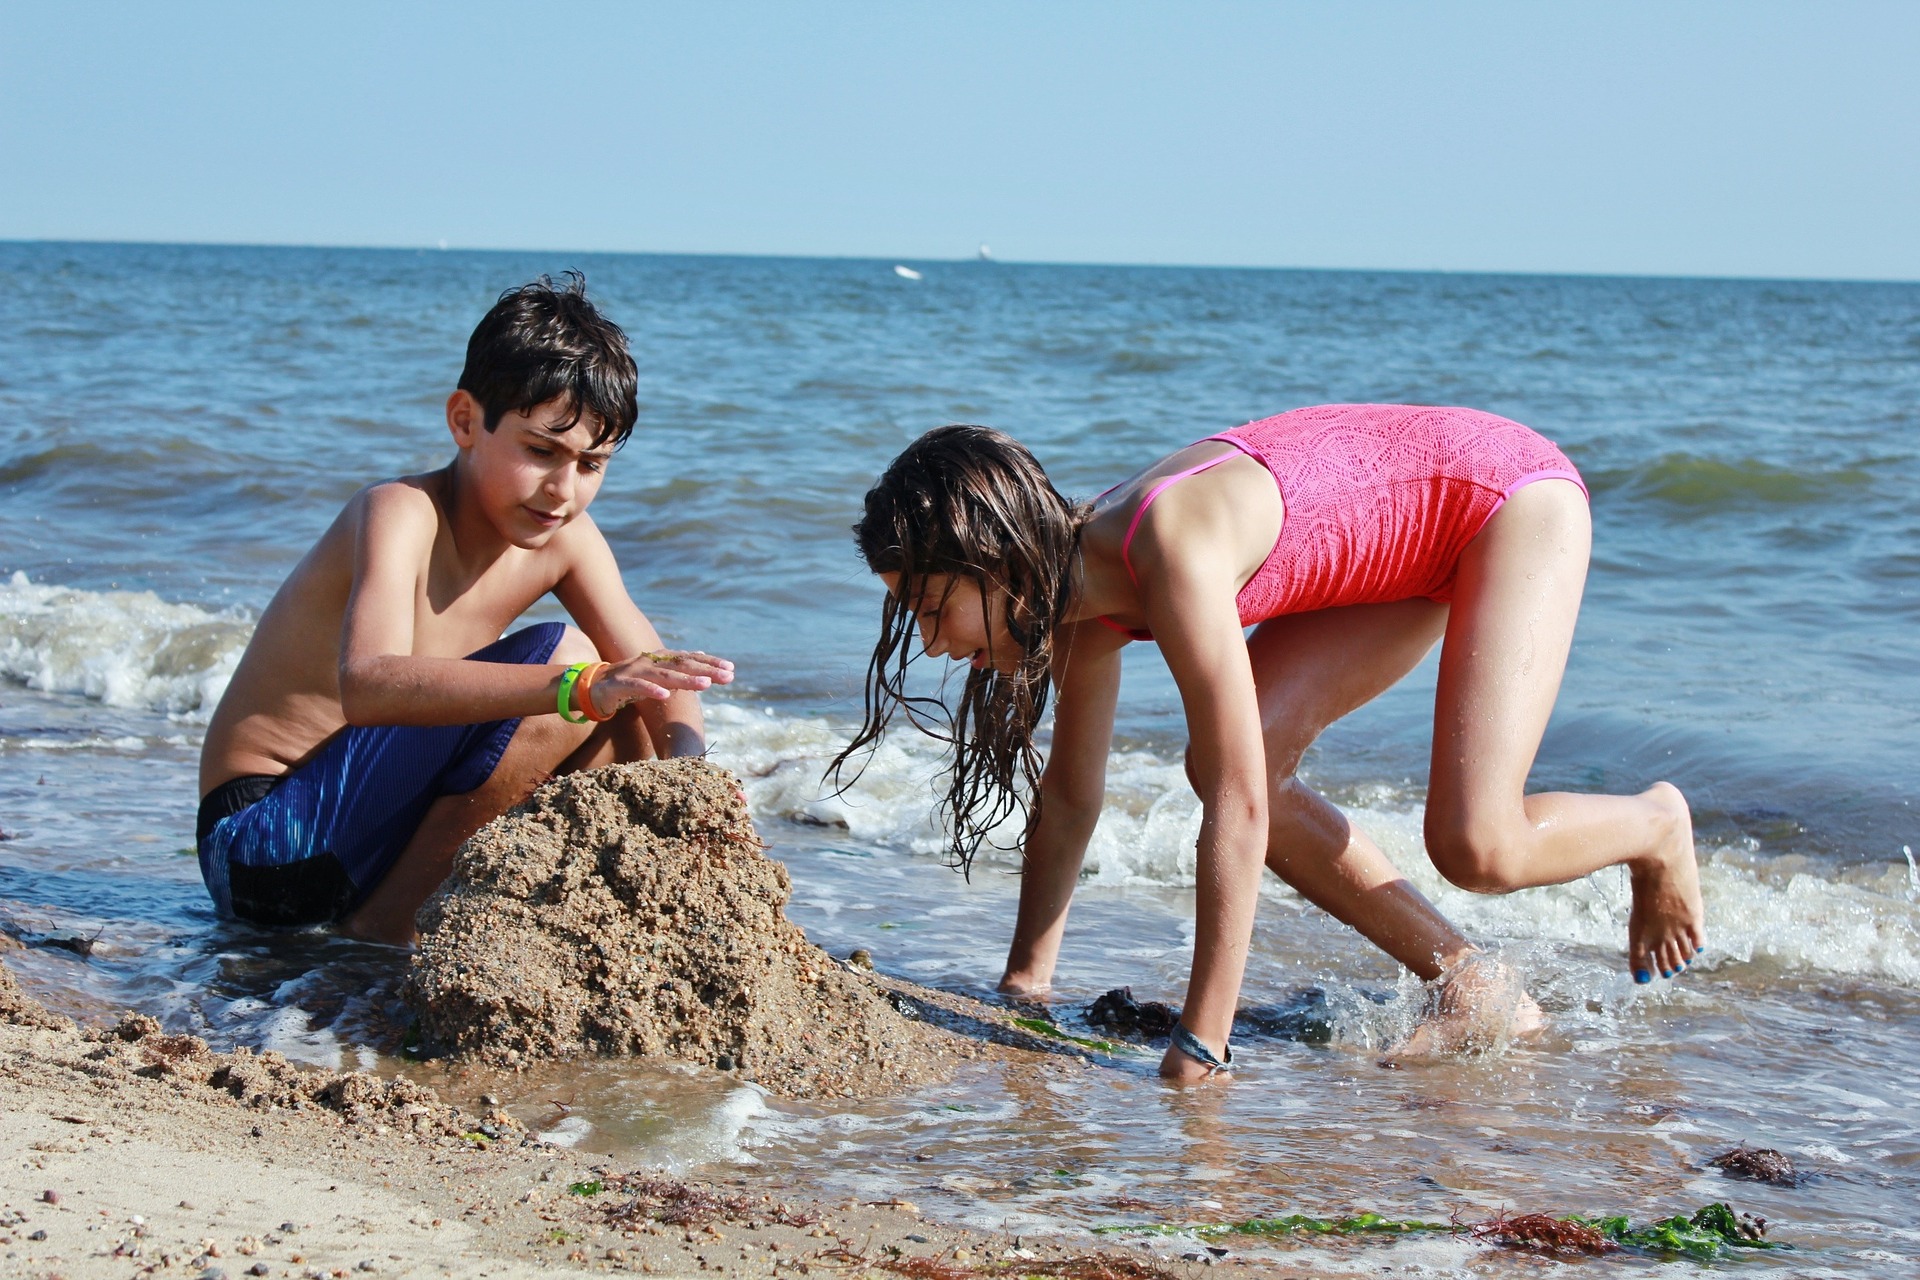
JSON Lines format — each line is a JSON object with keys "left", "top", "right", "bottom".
{"left": 4, "top": 1, "right": 1916, "bottom": 279}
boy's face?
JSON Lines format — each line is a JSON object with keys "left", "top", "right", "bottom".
{"left": 881, "top": 572, "right": 1021, "bottom": 674}
{"left": 446, "top": 391, "right": 615, "bottom": 548}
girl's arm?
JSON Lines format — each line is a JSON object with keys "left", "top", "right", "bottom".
{"left": 999, "top": 620, "right": 1126, "bottom": 995}
{"left": 1132, "top": 528, "right": 1271, "bottom": 1080}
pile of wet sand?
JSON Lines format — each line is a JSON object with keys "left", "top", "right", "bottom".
{"left": 1, "top": 958, "right": 489, "bottom": 1137}
{"left": 406, "top": 760, "right": 980, "bottom": 1099}
{"left": 0, "top": 946, "right": 70, "bottom": 1030}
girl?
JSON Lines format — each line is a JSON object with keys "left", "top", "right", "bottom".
{"left": 837, "top": 404, "right": 1705, "bottom": 1081}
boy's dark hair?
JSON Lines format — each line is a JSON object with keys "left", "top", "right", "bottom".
{"left": 457, "top": 271, "right": 639, "bottom": 449}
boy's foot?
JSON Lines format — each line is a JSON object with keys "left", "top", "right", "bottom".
{"left": 338, "top": 906, "right": 419, "bottom": 948}
{"left": 1389, "top": 954, "right": 1543, "bottom": 1058}
{"left": 1627, "top": 781, "right": 1706, "bottom": 984}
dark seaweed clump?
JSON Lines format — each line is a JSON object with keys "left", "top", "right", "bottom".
{"left": 1084, "top": 985, "right": 1346, "bottom": 1045}
{"left": 1085, "top": 988, "right": 1176, "bottom": 1038}
{"left": 1709, "top": 1144, "right": 1798, "bottom": 1185}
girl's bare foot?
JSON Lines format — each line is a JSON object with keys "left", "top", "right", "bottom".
{"left": 1627, "top": 781, "right": 1706, "bottom": 984}
{"left": 1388, "top": 954, "right": 1544, "bottom": 1058}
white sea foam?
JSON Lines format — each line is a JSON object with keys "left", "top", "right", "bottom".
{"left": 537, "top": 1115, "right": 594, "bottom": 1148}
{"left": 0, "top": 572, "right": 250, "bottom": 719}
{"left": 5, "top": 580, "right": 1914, "bottom": 989}
{"left": 706, "top": 702, "right": 1920, "bottom": 988}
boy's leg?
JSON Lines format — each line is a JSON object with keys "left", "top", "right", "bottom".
{"left": 1423, "top": 479, "right": 1704, "bottom": 981}
{"left": 1236, "top": 598, "right": 1473, "bottom": 980}
{"left": 340, "top": 627, "right": 657, "bottom": 945}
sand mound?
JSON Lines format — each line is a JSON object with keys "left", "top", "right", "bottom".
{"left": 0, "top": 966, "right": 495, "bottom": 1137}
{"left": 1, "top": 955, "right": 72, "bottom": 1030}
{"left": 405, "top": 760, "right": 951, "bottom": 1099}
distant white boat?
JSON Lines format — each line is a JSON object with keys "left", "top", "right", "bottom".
{"left": 978, "top": 243, "right": 993, "bottom": 261}
{"left": 893, "top": 265, "right": 922, "bottom": 281}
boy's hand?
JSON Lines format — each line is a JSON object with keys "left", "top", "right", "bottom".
{"left": 588, "top": 650, "right": 734, "bottom": 718}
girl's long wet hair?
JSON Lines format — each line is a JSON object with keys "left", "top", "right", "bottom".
{"left": 831, "top": 425, "right": 1091, "bottom": 875}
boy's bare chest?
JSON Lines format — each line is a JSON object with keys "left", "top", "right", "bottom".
{"left": 410, "top": 548, "right": 560, "bottom": 658}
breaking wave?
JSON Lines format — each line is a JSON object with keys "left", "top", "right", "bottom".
{"left": 6, "top": 577, "right": 1915, "bottom": 988}
{"left": 0, "top": 572, "right": 250, "bottom": 719}
{"left": 706, "top": 703, "right": 1920, "bottom": 988}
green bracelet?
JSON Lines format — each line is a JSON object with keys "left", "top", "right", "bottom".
{"left": 557, "top": 661, "right": 592, "bottom": 723}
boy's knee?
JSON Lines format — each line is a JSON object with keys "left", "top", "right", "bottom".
{"left": 1424, "top": 811, "right": 1527, "bottom": 894}
{"left": 550, "top": 625, "right": 603, "bottom": 667}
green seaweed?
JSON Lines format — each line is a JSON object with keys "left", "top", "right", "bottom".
{"left": 567, "top": 1179, "right": 606, "bottom": 1197}
{"left": 1009, "top": 1017, "right": 1126, "bottom": 1054}
{"left": 1583, "top": 1203, "right": 1785, "bottom": 1260}
{"left": 1097, "top": 1203, "right": 1786, "bottom": 1259}
{"left": 1220, "top": 1212, "right": 1452, "bottom": 1237}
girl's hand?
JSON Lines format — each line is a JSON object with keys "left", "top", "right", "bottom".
{"left": 589, "top": 649, "right": 735, "bottom": 716}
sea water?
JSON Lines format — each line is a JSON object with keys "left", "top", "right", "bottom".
{"left": 2, "top": 242, "right": 1917, "bottom": 1275}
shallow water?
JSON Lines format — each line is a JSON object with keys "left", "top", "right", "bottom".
{"left": 2, "top": 242, "right": 1918, "bottom": 1274}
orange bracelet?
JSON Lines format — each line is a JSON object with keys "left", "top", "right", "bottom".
{"left": 574, "top": 661, "right": 615, "bottom": 722}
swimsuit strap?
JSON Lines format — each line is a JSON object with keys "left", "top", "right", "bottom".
{"left": 1093, "top": 613, "right": 1151, "bottom": 642}
{"left": 1119, "top": 449, "right": 1241, "bottom": 587}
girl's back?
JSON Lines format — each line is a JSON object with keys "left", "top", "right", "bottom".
{"left": 1212, "top": 404, "right": 1586, "bottom": 618}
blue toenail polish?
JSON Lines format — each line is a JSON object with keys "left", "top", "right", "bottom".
{"left": 1634, "top": 969, "right": 1651, "bottom": 984}
{"left": 1696, "top": 946, "right": 1704, "bottom": 954}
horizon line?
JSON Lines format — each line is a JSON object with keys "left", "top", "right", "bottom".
{"left": 4, "top": 234, "right": 1917, "bottom": 289}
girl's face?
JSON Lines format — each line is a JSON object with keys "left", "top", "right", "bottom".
{"left": 881, "top": 572, "right": 1021, "bottom": 673}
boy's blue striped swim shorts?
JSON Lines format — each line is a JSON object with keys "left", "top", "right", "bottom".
{"left": 194, "top": 622, "right": 567, "bottom": 926}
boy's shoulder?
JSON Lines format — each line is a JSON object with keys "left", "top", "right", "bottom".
{"left": 344, "top": 470, "right": 610, "bottom": 578}
{"left": 347, "top": 472, "right": 447, "bottom": 538}
{"left": 357, "top": 471, "right": 442, "bottom": 513}
{"left": 304, "top": 474, "right": 449, "bottom": 579}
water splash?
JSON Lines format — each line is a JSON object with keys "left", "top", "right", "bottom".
{"left": 0, "top": 571, "right": 249, "bottom": 718}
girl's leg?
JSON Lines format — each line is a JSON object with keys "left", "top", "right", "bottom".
{"left": 1423, "top": 479, "right": 1705, "bottom": 981}
{"left": 1236, "top": 599, "right": 1472, "bottom": 980}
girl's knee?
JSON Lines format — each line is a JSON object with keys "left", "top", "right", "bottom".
{"left": 1424, "top": 810, "right": 1529, "bottom": 894}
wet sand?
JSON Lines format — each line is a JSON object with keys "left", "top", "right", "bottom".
{"left": 3, "top": 959, "right": 1205, "bottom": 1279}
{"left": 407, "top": 762, "right": 1087, "bottom": 1100}
{"left": 2, "top": 766, "right": 1204, "bottom": 1279}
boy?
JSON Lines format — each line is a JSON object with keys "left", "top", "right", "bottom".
{"left": 197, "top": 273, "right": 731, "bottom": 945}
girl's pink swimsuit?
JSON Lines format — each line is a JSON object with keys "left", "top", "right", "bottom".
{"left": 1099, "top": 404, "right": 1586, "bottom": 641}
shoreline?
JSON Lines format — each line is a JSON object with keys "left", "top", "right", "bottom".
{"left": 2, "top": 957, "right": 1219, "bottom": 1280}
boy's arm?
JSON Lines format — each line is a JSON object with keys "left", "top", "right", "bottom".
{"left": 552, "top": 516, "right": 713, "bottom": 757}
{"left": 338, "top": 486, "right": 716, "bottom": 726}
